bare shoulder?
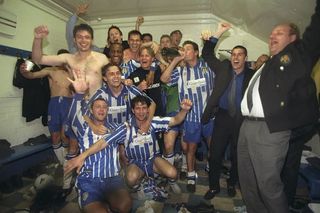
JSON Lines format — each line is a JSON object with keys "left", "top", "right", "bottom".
{"left": 123, "top": 49, "right": 131, "bottom": 62}
{"left": 92, "top": 51, "right": 109, "bottom": 64}
{"left": 47, "top": 66, "right": 69, "bottom": 77}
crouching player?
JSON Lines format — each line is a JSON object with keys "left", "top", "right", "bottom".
{"left": 66, "top": 95, "right": 192, "bottom": 201}
{"left": 65, "top": 70, "right": 132, "bottom": 213}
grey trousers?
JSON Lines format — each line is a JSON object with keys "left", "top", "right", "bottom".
{"left": 237, "top": 119, "right": 291, "bottom": 213}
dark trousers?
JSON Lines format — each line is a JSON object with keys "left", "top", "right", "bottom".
{"left": 281, "top": 123, "right": 318, "bottom": 205}
{"left": 208, "top": 109, "right": 242, "bottom": 189}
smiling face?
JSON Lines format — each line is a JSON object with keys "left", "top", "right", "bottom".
{"left": 230, "top": 47, "right": 247, "bottom": 73}
{"left": 132, "top": 102, "right": 149, "bottom": 122}
{"left": 139, "top": 47, "right": 154, "bottom": 69}
{"left": 103, "top": 65, "right": 122, "bottom": 88}
{"left": 91, "top": 99, "right": 108, "bottom": 122}
{"left": 108, "top": 27, "right": 123, "bottom": 44}
{"left": 128, "top": 34, "right": 142, "bottom": 53}
{"left": 74, "top": 30, "right": 93, "bottom": 52}
{"left": 269, "top": 24, "right": 297, "bottom": 56}
{"left": 110, "top": 44, "right": 123, "bottom": 65}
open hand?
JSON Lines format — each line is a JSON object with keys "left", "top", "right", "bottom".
{"left": 67, "top": 69, "right": 89, "bottom": 94}
{"left": 76, "top": 3, "right": 89, "bottom": 15}
{"left": 64, "top": 155, "right": 85, "bottom": 174}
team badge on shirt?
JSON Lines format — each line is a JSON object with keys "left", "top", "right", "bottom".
{"left": 201, "top": 66, "right": 208, "bottom": 73}
{"left": 134, "top": 77, "right": 140, "bottom": 83}
{"left": 280, "top": 54, "right": 291, "bottom": 65}
{"left": 122, "top": 67, "right": 128, "bottom": 75}
{"left": 124, "top": 94, "right": 129, "bottom": 102}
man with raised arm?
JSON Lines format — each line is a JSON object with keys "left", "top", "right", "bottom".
{"left": 32, "top": 23, "right": 109, "bottom": 97}
{"left": 201, "top": 23, "right": 254, "bottom": 199}
{"left": 237, "top": 0, "right": 320, "bottom": 212}
{"left": 65, "top": 93, "right": 192, "bottom": 200}
{"left": 161, "top": 40, "right": 215, "bottom": 193}
{"left": 65, "top": 69, "right": 132, "bottom": 213}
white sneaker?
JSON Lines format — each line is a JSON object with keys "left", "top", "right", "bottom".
{"left": 169, "top": 182, "right": 182, "bottom": 194}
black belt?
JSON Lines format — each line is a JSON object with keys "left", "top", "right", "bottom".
{"left": 244, "top": 116, "right": 265, "bottom": 121}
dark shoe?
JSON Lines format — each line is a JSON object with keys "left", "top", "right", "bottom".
{"left": 180, "top": 171, "right": 187, "bottom": 180}
{"left": 204, "top": 188, "right": 220, "bottom": 200}
{"left": 186, "top": 182, "right": 196, "bottom": 193}
{"left": 227, "top": 183, "right": 236, "bottom": 197}
{"left": 61, "top": 187, "right": 73, "bottom": 200}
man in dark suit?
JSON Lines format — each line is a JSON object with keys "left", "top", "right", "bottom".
{"left": 200, "top": 23, "right": 254, "bottom": 199}
{"left": 238, "top": 0, "right": 320, "bottom": 212}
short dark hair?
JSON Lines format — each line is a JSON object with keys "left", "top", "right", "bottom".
{"left": 57, "top": 49, "right": 69, "bottom": 55}
{"left": 160, "top": 34, "right": 170, "bottom": 41}
{"left": 128, "top": 30, "right": 142, "bottom": 40}
{"left": 107, "top": 25, "right": 123, "bottom": 42}
{"left": 142, "top": 33, "right": 153, "bottom": 41}
{"left": 110, "top": 43, "right": 123, "bottom": 52}
{"left": 91, "top": 97, "right": 107, "bottom": 109}
{"left": 101, "top": 63, "right": 121, "bottom": 76}
{"left": 131, "top": 95, "right": 151, "bottom": 109}
{"left": 182, "top": 40, "right": 199, "bottom": 57}
{"left": 232, "top": 45, "right": 248, "bottom": 56}
{"left": 73, "top": 24, "right": 94, "bottom": 39}
{"left": 170, "top": 30, "right": 182, "bottom": 37}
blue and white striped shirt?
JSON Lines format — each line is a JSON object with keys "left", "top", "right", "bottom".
{"left": 169, "top": 59, "right": 215, "bottom": 122}
{"left": 103, "top": 117, "right": 171, "bottom": 164}
{"left": 89, "top": 85, "right": 153, "bottom": 124}
{"left": 120, "top": 59, "right": 140, "bottom": 79}
{"left": 69, "top": 94, "right": 120, "bottom": 179}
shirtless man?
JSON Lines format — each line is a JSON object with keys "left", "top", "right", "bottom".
{"left": 21, "top": 49, "right": 77, "bottom": 195}
{"left": 32, "top": 23, "right": 109, "bottom": 97}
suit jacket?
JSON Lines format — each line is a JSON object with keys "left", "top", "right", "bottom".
{"left": 259, "top": 0, "right": 320, "bottom": 133}
{"left": 201, "top": 39, "right": 254, "bottom": 124}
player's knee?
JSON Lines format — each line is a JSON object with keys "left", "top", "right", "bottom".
{"left": 117, "top": 196, "right": 132, "bottom": 213}
{"left": 167, "top": 166, "right": 177, "bottom": 179}
{"left": 126, "top": 171, "right": 139, "bottom": 186}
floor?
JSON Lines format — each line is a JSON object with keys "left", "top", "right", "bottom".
{"left": 0, "top": 155, "right": 313, "bottom": 213}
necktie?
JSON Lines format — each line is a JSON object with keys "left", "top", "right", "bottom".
{"left": 247, "top": 70, "right": 262, "bottom": 112}
{"left": 228, "top": 72, "right": 237, "bottom": 117}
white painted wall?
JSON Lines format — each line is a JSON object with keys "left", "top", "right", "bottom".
{"left": 90, "top": 14, "right": 269, "bottom": 61}
{"left": 0, "top": 0, "right": 68, "bottom": 146}
{"left": 0, "top": 5, "right": 269, "bottom": 147}
{"left": 0, "top": 1, "right": 318, "bottom": 155}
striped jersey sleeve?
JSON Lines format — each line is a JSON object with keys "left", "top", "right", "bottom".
{"left": 69, "top": 93, "right": 121, "bottom": 179}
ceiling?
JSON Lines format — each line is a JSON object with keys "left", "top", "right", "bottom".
{"left": 42, "top": 0, "right": 316, "bottom": 42}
